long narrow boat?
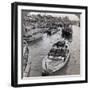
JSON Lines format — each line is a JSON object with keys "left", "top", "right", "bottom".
{"left": 42, "top": 40, "right": 70, "bottom": 76}
{"left": 23, "top": 28, "right": 43, "bottom": 42}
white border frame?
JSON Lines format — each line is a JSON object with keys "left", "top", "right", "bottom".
{"left": 17, "top": 5, "right": 86, "bottom": 84}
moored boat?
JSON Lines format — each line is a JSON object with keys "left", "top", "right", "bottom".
{"left": 42, "top": 40, "right": 70, "bottom": 76}
{"left": 23, "top": 28, "right": 43, "bottom": 42}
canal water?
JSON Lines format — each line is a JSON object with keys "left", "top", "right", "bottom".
{"left": 27, "top": 25, "right": 80, "bottom": 77}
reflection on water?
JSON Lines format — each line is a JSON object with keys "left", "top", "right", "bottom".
{"left": 27, "top": 25, "right": 80, "bottom": 77}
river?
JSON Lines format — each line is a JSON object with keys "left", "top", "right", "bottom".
{"left": 27, "top": 25, "right": 80, "bottom": 77}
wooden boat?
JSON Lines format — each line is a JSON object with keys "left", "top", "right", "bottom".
{"left": 42, "top": 40, "right": 70, "bottom": 76}
{"left": 23, "top": 28, "right": 43, "bottom": 42}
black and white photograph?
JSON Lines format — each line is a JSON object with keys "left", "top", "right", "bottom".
{"left": 22, "top": 11, "right": 80, "bottom": 77}
{"left": 11, "top": 2, "right": 88, "bottom": 87}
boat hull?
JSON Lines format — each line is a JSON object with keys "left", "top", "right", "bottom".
{"left": 42, "top": 52, "right": 70, "bottom": 76}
